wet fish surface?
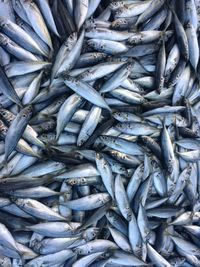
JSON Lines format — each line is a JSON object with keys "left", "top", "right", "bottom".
{"left": 0, "top": 0, "right": 200, "bottom": 266}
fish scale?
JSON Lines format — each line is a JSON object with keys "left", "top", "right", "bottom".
{"left": 0, "top": 0, "right": 199, "bottom": 266}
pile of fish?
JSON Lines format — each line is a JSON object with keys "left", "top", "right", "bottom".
{"left": 1, "top": 0, "right": 200, "bottom": 266}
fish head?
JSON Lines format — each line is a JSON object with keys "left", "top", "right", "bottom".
{"left": 32, "top": 240, "right": 41, "bottom": 253}
{"left": 15, "top": 17, "right": 24, "bottom": 27}
{"left": 0, "top": 107, "right": 14, "bottom": 124}
{"left": 125, "top": 207, "right": 132, "bottom": 221}
{"left": 115, "top": 8, "right": 124, "bottom": 17}
{"left": 12, "top": 197, "right": 26, "bottom": 207}
{"left": 42, "top": 120, "right": 55, "bottom": 131}
{"left": 74, "top": 247, "right": 84, "bottom": 255}
{"left": 126, "top": 61, "right": 134, "bottom": 71}
{"left": 139, "top": 135, "right": 149, "bottom": 144}
{"left": 0, "top": 119, "right": 7, "bottom": 136}
{"left": 109, "top": 1, "right": 124, "bottom": 10}
{"left": 39, "top": 132, "right": 56, "bottom": 143}
{"left": 0, "top": 256, "right": 11, "bottom": 266}
{"left": 78, "top": 177, "right": 87, "bottom": 186}
{"left": 22, "top": 0, "right": 34, "bottom": 7}
{"left": 67, "top": 178, "right": 79, "bottom": 186}
{"left": 54, "top": 96, "right": 66, "bottom": 107}
{"left": 95, "top": 152, "right": 103, "bottom": 161}
{"left": 78, "top": 69, "right": 90, "bottom": 80}
{"left": 102, "top": 193, "right": 111, "bottom": 204}
{"left": 53, "top": 161, "right": 65, "bottom": 168}
{"left": 94, "top": 52, "right": 107, "bottom": 60}
{"left": 115, "top": 123, "right": 124, "bottom": 131}
{"left": 61, "top": 188, "right": 72, "bottom": 202}
{"left": 106, "top": 210, "right": 117, "bottom": 222}
{"left": 85, "top": 18, "right": 96, "bottom": 29}
{"left": 0, "top": 17, "right": 7, "bottom": 28}
{"left": 23, "top": 104, "right": 33, "bottom": 114}
{"left": 61, "top": 73, "right": 76, "bottom": 83}
{"left": 68, "top": 32, "right": 77, "bottom": 42}
{"left": 77, "top": 137, "right": 85, "bottom": 147}
{"left": 87, "top": 39, "right": 98, "bottom": 49}
{"left": 0, "top": 33, "right": 8, "bottom": 46}
{"left": 150, "top": 156, "right": 160, "bottom": 171}
{"left": 111, "top": 18, "right": 128, "bottom": 30}
{"left": 129, "top": 33, "right": 142, "bottom": 45}
{"left": 64, "top": 32, "right": 77, "bottom": 49}
{"left": 83, "top": 227, "right": 100, "bottom": 241}
{"left": 175, "top": 115, "right": 187, "bottom": 127}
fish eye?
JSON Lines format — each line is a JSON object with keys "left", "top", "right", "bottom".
{"left": 0, "top": 22, "right": 5, "bottom": 27}
{"left": 76, "top": 249, "right": 81, "bottom": 254}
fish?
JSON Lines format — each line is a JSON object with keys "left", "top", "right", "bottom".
{"left": 0, "top": 64, "right": 21, "bottom": 106}
{"left": 62, "top": 75, "right": 111, "bottom": 111}
{"left": 0, "top": 16, "right": 46, "bottom": 57}
{"left": 56, "top": 93, "right": 84, "bottom": 140}
{"left": 20, "top": 0, "right": 52, "bottom": 50}
{"left": 24, "top": 249, "right": 74, "bottom": 267}
{"left": 50, "top": 32, "right": 77, "bottom": 82}
{"left": 0, "top": 0, "right": 198, "bottom": 266}
{"left": 95, "top": 153, "right": 115, "bottom": 199}
{"left": 74, "top": 0, "right": 89, "bottom": 31}
{"left": 13, "top": 198, "right": 67, "bottom": 221}
{"left": 0, "top": 32, "right": 39, "bottom": 61}
{"left": 4, "top": 105, "right": 33, "bottom": 161}
{"left": 115, "top": 174, "right": 133, "bottom": 221}
{"left": 88, "top": 38, "right": 129, "bottom": 55}
{"left": 60, "top": 193, "right": 110, "bottom": 211}
{"left": 36, "top": 0, "right": 60, "bottom": 37}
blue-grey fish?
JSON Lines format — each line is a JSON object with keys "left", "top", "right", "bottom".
{"left": 0, "top": 16, "right": 46, "bottom": 56}
{"left": 0, "top": 65, "right": 21, "bottom": 106}
{"left": 20, "top": 0, "right": 52, "bottom": 49}
{"left": 60, "top": 193, "right": 110, "bottom": 211}
{"left": 74, "top": 0, "right": 89, "bottom": 31}
{"left": 36, "top": 0, "right": 59, "bottom": 36}
{"left": 135, "top": 0, "right": 165, "bottom": 26}
{"left": 0, "top": 0, "right": 15, "bottom": 22}
{"left": 115, "top": 174, "right": 132, "bottom": 221}
{"left": 77, "top": 106, "right": 101, "bottom": 146}
{"left": 115, "top": 1, "right": 152, "bottom": 18}
{"left": 88, "top": 38, "right": 129, "bottom": 55}
{"left": 57, "top": 29, "right": 85, "bottom": 76}
{"left": 62, "top": 75, "right": 111, "bottom": 111}
{"left": 171, "top": 6, "right": 189, "bottom": 61}
{"left": 0, "top": 1, "right": 199, "bottom": 266}
{"left": 51, "top": 33, "right": 77, "bottom": 82}
{"left": 95, "top": 153, "right": 114, "bottom": 199}
{"left": 24, "top": 250, "right": 74, "bottom": 267}
{"left": 13, "top": 198, "right": 67, "bottom": 221}
{"left": 56, "top": 93, "right": 84, "bottom": 139}
{"left": 0, "top": 33, "right": 38, "bottom": 61}
{"left": 5, "top": 61, "right": 51, "bottom": 77}
{"left": 74, "top": 239, "right": 118, "bottom": 255}
{"left": 4, "top": 105, "right": 33, "bottom": 161}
